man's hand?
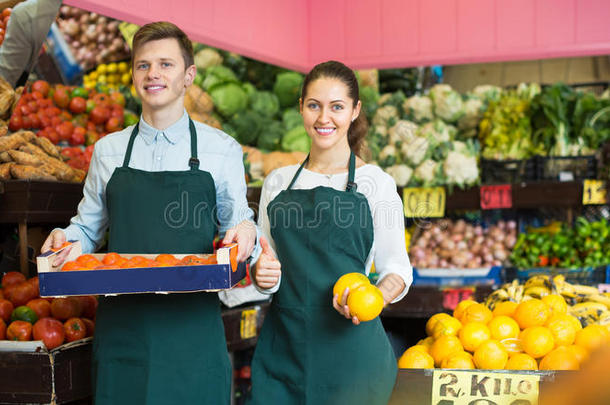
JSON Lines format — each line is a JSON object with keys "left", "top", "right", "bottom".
{"left": 41, "top": 229, "right": 71, "bottom": 267}
{"left": 253, "top": 236, "right": 281, "bottom": 289}
{"left": 222, "top": 220, "right": 257, "bottom": 262}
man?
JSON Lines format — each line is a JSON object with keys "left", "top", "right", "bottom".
{"left": 41, "top": 21, "right": 258, "bottom": 405}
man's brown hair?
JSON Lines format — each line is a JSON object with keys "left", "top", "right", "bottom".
{"left": 131, "top": 21, "right": 194, "bottom": 69}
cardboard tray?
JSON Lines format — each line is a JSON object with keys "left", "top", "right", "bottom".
{"left": 37, "top": 241, "right": 246, "bottom": 297}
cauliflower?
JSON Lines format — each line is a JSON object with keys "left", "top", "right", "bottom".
{"left": 384, "top": 164, "right": 413, "bottom": 187}
{"left": 472, "top": 85, "right": 502, "bottom": 102}
{"left": 372, "top": 105, "right": 399, "bottom": 127}
{"left": 517, "top": 82, "right": 541, "bottom": 99}
{"left": 401, "top": 136, "right": 429, "bottom": 166}
{"left": 429, "top": 84, "right": 464, "bottom": 123}
{"left": 194, "top": 48, "right": 223, "bottom": 71}
{"left": 388, "top": 120, "right": 418, "bottom": 146}
{"left": 378, "top": 144, "right": 398, "bottom": 167}
{"left": 418, "top": 120, "right": 455, "bottom": 147}
{"left": 373, "top": 125, "right": 388, "bottom": 138}
{"left": 403, "top": 95, "right": 433, "bottom": 123}
{"left": 414, "top": 159, "right": 439, "bottom": 184}
{"left": 443, "top": 151, "right": 479, "bottom": 187}
{"left": 458, "top": 98, "right": 484, "bottom": 131}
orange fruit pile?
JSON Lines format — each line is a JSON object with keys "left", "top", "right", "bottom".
{"left": 398, "top": 294, "right": 610, "bottom": 371}
{"left": 60, "top": 253, "right": 217, "bottom": 271}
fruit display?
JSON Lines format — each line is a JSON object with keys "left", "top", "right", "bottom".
{"left": 60, "top": 252, "right": 218, "bottom": 271}
{"left": 0, "top": 130, "right": 85, "bottom": 182}
{"left": 0, "top": 8, "right": 12, "bottom": 47}
{"left": 511, "top": 218, "right": 610, "bottom": 269}
{"left": 333, "top": 272, "right": 384, "bottom": 322}
{"left": 0, "top": 271, "right": 96, "bottom": 349}
{"left": 82, "top": 61, "right": 132, "bottom": 90}
{"left": 408, "top": 219, "right": 517, "bottom": 269}
{"left": 398, "top": 274, "right": 610, "bottom": 371}
{"left": 56, "top": 5, "right": 130, "bottom": 71}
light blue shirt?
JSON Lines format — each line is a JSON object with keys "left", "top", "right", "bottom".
{"left": 63, "top": 110, "right": 260, "bottom": 259}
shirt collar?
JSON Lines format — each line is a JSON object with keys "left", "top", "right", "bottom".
{"left": 137, "top": 110, "right": 190, "bottom": 145}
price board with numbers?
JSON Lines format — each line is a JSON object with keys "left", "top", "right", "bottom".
{"left": 403, "top": 187, "right": 446, "bottom": 218}
{"left": 431, "top": 369, "right": 540, "bottom": 405}
{"left": 582, "top": 180, "right": 607, "bottom": 205}
{"left": 480, "top": 185, "right": 512, "bottom": 210}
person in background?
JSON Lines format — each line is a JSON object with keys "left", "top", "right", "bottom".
{"left": 0, "top": 0, "right": 62, "bottom": 87}
{"left": 248, "top": 60, "right": 412, "bottom": 404}
{"left": 41, "top": 21, "right": 259, "bottom": 405}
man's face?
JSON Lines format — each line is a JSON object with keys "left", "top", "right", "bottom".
{"left": 132, "top": 38, "right": 195, "bottom": 112}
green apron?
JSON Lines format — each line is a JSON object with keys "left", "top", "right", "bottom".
{"left": 92, "top": 119, "right": 231, "bottom": 405}
{"left": 248, "top": 152, "right": 397, "bottom": 405}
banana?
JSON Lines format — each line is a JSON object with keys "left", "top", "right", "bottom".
{"left": 570, "top": 302, "right": 609, "bottom": 314}
{"left": 485, "top": 289, "right": 509, "bottom": 310}
{"left": 597, "top": 311, "right": 610, "bottom": 326}
{"left": 552, "top": 275, "right": 567, "bottom": 294}
{"left": 572, "top": 284, "right": 601, "bottom": 295}
{"left": 524, "top": 286, "right": 551, "bottom": 299}
{"left": 585, "top": 294, "right": 610, "bottom": 309}
{"left": 524, "top": 275, "right": 551, "bottom": 290}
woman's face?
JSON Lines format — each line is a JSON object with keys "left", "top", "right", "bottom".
{"left": 300, "top": 77, "right": 361, "bottom": 152}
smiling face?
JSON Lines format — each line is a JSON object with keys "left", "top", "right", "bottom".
{"left": 132, "top": 38, "right": 195, "bottom": 114}
{"left": 300, "top": 77, "right": 361, "bottom": 153}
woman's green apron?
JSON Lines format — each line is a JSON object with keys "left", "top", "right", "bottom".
{"left": 92, "top": 119, "right": 231, "bottom": 405}
{"left": 249, "top": 152, "right": 397, "bottom": 405}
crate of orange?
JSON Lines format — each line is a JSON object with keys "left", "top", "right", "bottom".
{"left": 36, "top": 241, "right": 245, "bottom": 297}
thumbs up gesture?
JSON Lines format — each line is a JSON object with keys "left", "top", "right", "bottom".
{"left": 254, "top": 236, "right": 281, "bottom": 289}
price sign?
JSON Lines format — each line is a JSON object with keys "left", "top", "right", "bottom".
{"left": 598, "top": 284, "right": 610, "bottom": 293}
{"left": 403, "top": 187, "right": 446, "bottom": 218}
{"left": 432, "top": 369, "right": 540, "bottom": 405}
{"left": 442, "top": 288, "right": 474, "bottom": 311}
{"left": 118, "top": 22, "right": 140, "bottom": 49}
{"left": 239, "top": 308, "right": 258, "bottom": 340}
{"left": 582, "top": 179, "right": 607, "bottom": 205}
{"left": 480, "top": 185, "right": 512, "bottom": 210}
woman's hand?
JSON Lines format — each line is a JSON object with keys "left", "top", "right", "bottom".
{"left": 253, "top": 236, "right": 281, "bottom": 289}
{"left": 333, "top": 288, "right": 361, "bottom": 326}
{"left": 222, "top": 220, "right": 257, "bottom": 263}
{"left": 41, "top": 229, "right": 71, "bottom": 267}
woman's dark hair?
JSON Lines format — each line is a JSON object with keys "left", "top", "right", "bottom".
{"left": 301, "top": 61, "right": 369, "bottom": 157}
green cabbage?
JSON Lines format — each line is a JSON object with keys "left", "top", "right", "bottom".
{"left": 273, "top": 72, "right": 304, "bottom": 108}
{"left": 282, "top": 109, "right": 303, "bottom": 131}
{"left": 250, "top": 91, "right": 280, "bottom": 118}
{"left": 202, "top": 65, "right": 238, "bottom": 92}
{"left": 227, "top": 110, "right": 264, "bottom": 145}
{"left": 210, "top": 83, "right": 248, "bottom": 118}
{"left": 281, "top": 126, "right": 310, "bottom": 153}
{"left": 257, "top": 119, "right": 283, "bottom": 151}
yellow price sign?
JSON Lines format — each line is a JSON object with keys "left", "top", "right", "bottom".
{"left": 118, "top": 22, "right": 140, "bottom": 49}
{"left": 403, "top": 187, "right": 446, "bottom": 218}
{"left": 583, "top": 179, "right": 607, "bottom": 205}
{"left": 239, "top": 308, "right": 258, "bottom": 340}
{"left": 431, "top": 369, "right": 540, "bottom": 405}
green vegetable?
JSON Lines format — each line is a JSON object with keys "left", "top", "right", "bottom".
{"left": 202, "top": 65, "right": 239, "bottom": 92}
{"left": 360, "top": 86, "right": 380, "bottom": 120}
{"left": 282, "top": 109, "right": 303, "bottom": 131}
{"left": 257, "top": 119, "right": 283, "bottom": 151}
{"left": 250, "top": 91, "right": 280, "bottom": 118}
{"left": 11, "top": 306, "right": 38, "bottom": 324}
{"left": 281, "top": 126, "right": 310, "bottom": 153}
{"left": 227, "top": 111, "right": 264, "bottom": 145}
{"left": 209, "top": 83, "right": 248, "bottom": 118}
{"left": 273, "top": 72, "right": 304, "bottom": 108}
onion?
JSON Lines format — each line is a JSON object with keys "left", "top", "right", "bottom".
{"left": 111, "top": 37, "right": 124, "bottom": 49}
{"left": 107, "top": 21, "right": 120, "bottom": 34}
{"left": 65, "top": 19, "right": 80, "bottom": 37}
{"left": 60, "top": 5, "right": 71, "bottom": 16}
{"left": 416, "top": 238, "right": 427, "bottom": 248}
{"left": 483, "top": 253, "right": 494, "bottom": 263}
{"left": 451, "top": 233, "right": 464, "bottom": 242}
{"left": 97, "top": 16, "right": 108, "bottom": 26}
{"left": 492, "top": 260, "right": 502, "bottom": 266}
{"left": 80, "top": 14, "right": 89, "bottom": 25}
{"left": 504, "top": 235, "right": 516, "bottom": 249}
{"left": 439, "top": 259, "right": 448, "bottom": 267}
{"left": 507, "top": 220, "right": 517, "bottom": 230}
{"left": 474, "top": 226, "right": 483, "bottom": 236}
{"left": 90, "top": 12, "right": 99, "bottom": 23}
{"left": 493, "top": 249, "right": 507, "bottom": 261}
{"left": 497, "top": 220, "right": 506, "bottom": 230}
{"left": 456, "top": 241, "right": 468, "bottom": 251}
{"left": 466, "top": 259, "right": 479, "bottom": 269}
{"left": 97, "top": 33, "right": 107, "bottom": 45}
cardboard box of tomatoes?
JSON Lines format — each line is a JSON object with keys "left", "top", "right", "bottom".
{"left": 37, "top": 241, "right": 247, "bottom": 297}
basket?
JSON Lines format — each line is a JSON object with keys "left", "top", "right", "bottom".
{"left": 412, "top": 266, "right": 502, "bottom": 287}
{"left": 535, "top": 155, "right": 597, "bottom": 182}
{"left": 504, "top": 265, "right": 610, "bottom": 286}
{"left": 481, "top": 158, "right": 537, "bottom": 184}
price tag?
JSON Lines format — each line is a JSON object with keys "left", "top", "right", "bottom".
{"left": 598, "top": 284, "right": 610, "bottom": 293}
{"left": 403, "top": 187, "right": 446, "bottom": 218}
{"left": 582, "top": 179, "right": 607, "bottom": 205}
{"left": 480, "top": 185, "right": 512, "bottom": 210}
{"left": 432, "top": 369, "right": 540, "bottom": 405}
{"left": 239, "top": 308, "right": 258, "bottom": 340}
{"left": 118, "top": 22, "right": 140, "bottom": 49}
{"left": 442, "top": 288, "right": 474, "bottom": 311}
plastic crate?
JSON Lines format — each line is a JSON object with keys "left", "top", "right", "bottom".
{"left": 535, "top": 155, "right": 597, "bottom": 182}
{"left": 411, "top": 266, "right": 502, "bottom": 287}
{"left": 504, "top": 265, "right": 610, "bottom": 286}
{"left": 481, "top": 158, "right": 537, "bottom": 184}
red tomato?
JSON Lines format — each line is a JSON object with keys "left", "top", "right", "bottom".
{"left": 105, "top": 116, "right": 122, "bottom": 133}
{"left": 43, "top": 129, "right": 60, "bottom": 145}
{"left": 8, "top": 114, "right": 22, "bottom": 131}
{"left": 60, "top": 110, "right": 72, "bottom": 121}
{"left": 28, "top": 113, "right": 41, "bottom": 129}
{"left": 239, "top": 365, "right": 251, "bottom": 379}
{"left": 3, "top": 282, "right": 37, "bottom": 307}
{"left": 61, "top": 147, "right": 82, "bottom": 159}
{"left": 26, "top": 298, "right": 51, "bottom": 319}
{"left": 90, "top": 106, "right": 110, "bottom": 124}
{"left": 69, "top": 129, "right": 85, "bottom": 146}
{"left": 56, "top": 121, "right": 74, "bottom": 141}
{"left": 82, "top": 318, "right": 95, "bottom": 337}
{"left": 68, "top": 96, "right": 86, "bottom": 114}
{"left": 27, "top": 276, "right": 39, "bottom": 297}
{"left": 0, "top": 318, "right": 5, "bottom": 340}
{"left": 27, "top": 100, "right": 38, "bottom": 112}
{"left": 31, "top": 90, "right": 43, "bottom": 100}
{"left": 21, "top": 115, "right": 32, "bottom": 129}
{"left": 6, "top": 320, "right": 32, "bottom": 341}
{"left": 33, "top": 317, "right": 65, "bottom": 349}
{"left": 50, "top": 297, "right": 82, "bottom": 321}
{"left": 1, "top": 8, "right": 11, "bottom": 19}
{"left": 2, "top": 271, "right": 26, "bottom": 287}
{"left": 109, "top": 91, "right": 126, "bottom": 107}
{"left": 39, "top": 114, "right": 51, "bottom": 129}
{"left": 63, "top": 318, "right": 86, "bottom": 342}
{"left": 0, "top": 298, "right": 14, "bottom": 322}
{"left": 31, "top": 80, "right": 49, "bottom": 97}
{"left": 92, "top": 93, "right": 110, "bottom": 106}
{"left": 52, "top": 88, "right": 69, "bottom": 109}
{"left": 76, "top": 296, "right": 98, "bottom": 319}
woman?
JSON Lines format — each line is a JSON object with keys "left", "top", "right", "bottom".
{"left": 248, "top": 61, "right": 413, "bottom": 404}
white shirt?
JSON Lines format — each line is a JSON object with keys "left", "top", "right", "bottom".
{"left": 256, "top": 163, "right": 412, "bottom": 302}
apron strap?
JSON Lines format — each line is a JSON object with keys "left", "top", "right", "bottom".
{"left": 122, "top": 122, "right": 140, "bottom": 168}
{"left": 188, "top": 118, "right": 199, "bottom": 170}
{"left": 122, "top": 118, "right": 200, "bottom": 170}
{"left": 286, "top": 151, "right": 357, "bottom": 192}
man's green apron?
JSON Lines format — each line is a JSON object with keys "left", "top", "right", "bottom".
{"left": 92, "top": 119, "right": 231, "bottom": 405}
{"left": 248, "top": 152, "right": 397, "bottom": 405}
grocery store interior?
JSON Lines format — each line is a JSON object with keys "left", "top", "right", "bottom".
{"left": 0, "top": 0, "right": 609, "bottom": 404}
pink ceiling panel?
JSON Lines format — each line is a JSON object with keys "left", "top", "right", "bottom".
{"left": 345, "top": 1, "right": 381, "bottom": 58}
{"left": 497, "top": 0, "right": 535, "bottom": 49}
{"left": 537, "top": 0, "right": 575, "bottom": 47}
{"left": 381, "top": 0, "right": 419, "bottom": 56}
{"left": 419, "top": 0, "right": 457, "bottom": 54}
{"left": 456, "top": 0, "right": 495, "bottom": 52}
{"left": 308, "top": 0, "right": 346, "bottom": 67}
{"left": 576, "top": 0, "right": 610, "bottom": 43}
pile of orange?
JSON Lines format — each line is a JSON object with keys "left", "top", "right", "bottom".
{"left": 61, "top": 253, "right": 216, "bottom": 271}
{"left": 398, "top": 296, "right": 610, "bottom": 371}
